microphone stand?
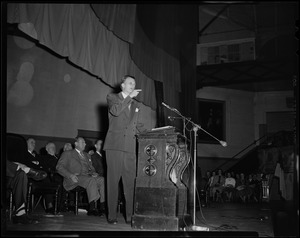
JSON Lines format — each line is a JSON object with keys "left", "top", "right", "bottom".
{"left": 168, "top": 116, "right": 189, "bottom": 139}
{"left": 162, "top": 102, "right": 226, "bottom": 230}
{"left": 183, "top": 118, "right": 186, "bottom": 138}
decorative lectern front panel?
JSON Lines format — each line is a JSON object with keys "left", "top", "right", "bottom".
{"left": 143, "top": 144, "right": 157, "bottom": 177}
{"left": 132, "top": 128, "right": 192, "bottom": 230}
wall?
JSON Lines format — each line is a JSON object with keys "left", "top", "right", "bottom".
{"left": 6, "top": 34, "right": 156, "bottom": 139}
{"left": 254, "top": 91, "right": 294, "bottom": 138}
{"left": 196, "top": 86, "right": 293, "bottom": 174}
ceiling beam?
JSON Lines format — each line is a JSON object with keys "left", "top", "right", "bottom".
{"left": 198, "top": 5, "right": 231, "bottom": 37}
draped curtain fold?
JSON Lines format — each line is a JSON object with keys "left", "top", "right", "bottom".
{"left": 91, "top": 4, "right": 181, "bottom": 92}
{"left": 91, "top": 4, "right": 182, "bottom": 92}
{"left": 130, "top": 17, "right": 181, "bottom": 91}
{"left": 90, "top": 4, "right": 136, "bottom": 44}
{"left": 7, "top": 3, "right": 156, "bottom": 110}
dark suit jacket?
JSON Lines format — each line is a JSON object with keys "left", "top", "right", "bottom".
{"left": 56, "top": 149, "right": 96, "bottom": 191}
{"left": 91, "top": 152, "right": 105, "bottom": 177}
{"left": 8, "top": 148, "right": 41, "bottom": 171}
{"left": 103, "top": 92, "right": 145, "bottom": 153}
{"left": 40, "top": 154, "right": 59, "bottom": 172}
{"left": 40, "top": 154, "right": 63, "bottom": 184}
{"left": 25, "top": 151, "right": 43, "bottom": 170}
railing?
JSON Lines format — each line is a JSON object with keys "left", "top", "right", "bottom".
{"left": 215, "top": 130, "right": 293, "bottom": 172}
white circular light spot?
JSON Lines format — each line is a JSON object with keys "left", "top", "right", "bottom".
{"left": 17, "top": 62, "right": 34, "bottom": 82}
{"left": 64, "top": 74, "right": 71, "bottom": 83}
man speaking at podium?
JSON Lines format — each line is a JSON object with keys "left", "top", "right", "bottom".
{"left": 103, "top": 75, "right": 146, "bottom": 225}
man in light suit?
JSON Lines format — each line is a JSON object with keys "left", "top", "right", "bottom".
{"left": 56, "top": 137, "right": 103, "bottom": 216}
{"left": 103, "top": 75, "right": 146, "bottom": 224}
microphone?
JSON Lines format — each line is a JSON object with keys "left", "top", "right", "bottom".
{"left": 220, "top": 141, "right": 227, "bottom": 147}
{"left": 162, "top": 102, "right": 172, "bottom": 110}
{"left": 168, "top": 116, "right": 181, "bottom": 121}
{"left": 168, "top": 116, "right": 174, "bottom": 121}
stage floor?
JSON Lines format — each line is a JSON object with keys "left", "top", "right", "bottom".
{"left": 3, "top": 201, "right": 275, "bottom": 237}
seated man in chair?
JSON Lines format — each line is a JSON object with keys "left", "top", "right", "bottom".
{"left": 6, "top": 159, "right": 45, "bottom": 224}
{"left": 39, "top": 142, "right": 64, "bottom": 214}
{"left": 90, "top": 139, "right": 106, "bottom": 215}
{"left": 211, "top": 169, "right": 225, "bottom": 202}
{"left": 56, "top": 137, "right": 103, "bottom": 216}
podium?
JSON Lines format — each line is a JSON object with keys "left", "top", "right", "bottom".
{"left": 132, "top": 127, "right": 192, "bottom": 231}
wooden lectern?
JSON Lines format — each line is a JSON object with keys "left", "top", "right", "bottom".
{"left": 132, "top": 126, "right": 192, "bottom": 231}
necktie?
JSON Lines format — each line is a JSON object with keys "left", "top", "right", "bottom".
{"left": 128, "top": 103, "right": 131, "bottom": 111}
{"left": 79, "top": 152, "right": 92, "bottom": 173}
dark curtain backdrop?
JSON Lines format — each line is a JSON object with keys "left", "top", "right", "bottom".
{"left": 6, "top": 3, "right": 198, "bottom": 135}
{"left": 90, "top": 4, "right": 136, "bottom": 44}
{"left": 7, "top": 3, "right": 156, "bottom": 110}
{"left": 134, "top": 4, "right": 198, "bottom": 129}
{"left": 178, "top": 5, "right": 198, "bottom": 123}
{"left": 92, "top": 3, "right": 198, "bottom": 124}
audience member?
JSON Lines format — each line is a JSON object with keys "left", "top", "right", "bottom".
{"left": 198, "top": 170, "right": 211, "bottom": 207}
{"left": 10, "top": 137, "right": 42, "bottom": 171}
{"left": 56, "top": 137, "right": 104, "bottom": 216}
{"left": 222, "top": 172, "right": 236, "bottom": 201}
{"left": 236, "top": 173, "right": 249, "bottom": 202}
{"left": 203, "top": 170, "right": 212, "bottom": 191}
{"left": 7, "top": 159, "right": 42, "bottom": 224}
{"left": 211, "top": 169, "right": 225, "bottom": 201}
{"left": 236, "top": 173, "right": 246, "bottom": 189}
{"left": 90, "top": 139, "right": 106, "bottom": 215}
{"left": 207, "top": 170, "right": 216, "bottom": 199}
{"left": 59, "top": 142, "right": 75, "bottom": 211}
{"left": 40, "top": 142, "right": 60, "bottom": 173}
{"left": 255, "top": 173, "right": 263, "bottom": 202}
{"left": 248, "top": 173, "right": 259, "bottom": 202}
{"left": 39, "top": 142, "right": 63, "bottom": 214}
{"left": 63, "top": 143, "right": 73, "bottom": 152}
{"left": 26, "top": 138, "right": 43, "bottom": 170}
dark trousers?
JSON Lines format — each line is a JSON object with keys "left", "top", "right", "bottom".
{"left": 106, "top": 150, "right": 136, "bottom": 221}
{"left": 7, "top": 170, "right": 28, "bottom": 211}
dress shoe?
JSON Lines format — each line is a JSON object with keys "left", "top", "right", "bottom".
{"left": 99, "top": 202, "right": 106, "bottom": 211}
{"left": 126, "top": 217, "right": 131, "bottom": 225}
{"left": 68, "top": 205, "right": 75, "bottom": 212}
{"left": 45, "top": 207, "right": 55, "bottom": 214}
{"left": 97, "top": 211, "right": 105, "bottom": 217}
{"left": 59, "top": 206, "right": 68, "bottom": 213}
{"left": 27, "top": 168, "right": 47, "bottom": 181}
{"left": 98, "top": 207, "right": 106, "bottom": 216}
{"left": 107, "top": 218, "right": 118, "bottom": 224}
{"left": 87, "top": 209, "right": 99, "bottom": 216}
{"left": 12, "top": 214, "right": 39, "bottom": 224}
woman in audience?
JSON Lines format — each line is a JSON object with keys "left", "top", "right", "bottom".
{"left": 222, "top": 172, "right": 236, "bottom": 202}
